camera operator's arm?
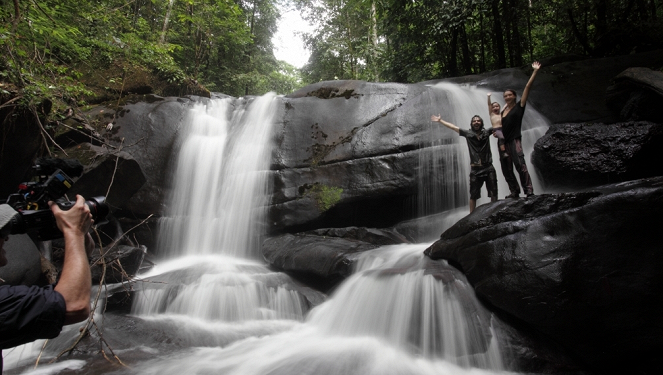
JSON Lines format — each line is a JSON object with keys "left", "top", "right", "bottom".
{"left": 49, "top": 195, "right": 92, "bottom": 325}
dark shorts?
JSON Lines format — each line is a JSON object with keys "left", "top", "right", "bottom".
{"left": 469, "top": 165, "right": 498, "bottom": 200}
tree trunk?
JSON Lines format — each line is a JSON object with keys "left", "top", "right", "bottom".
{"left": 510, "top": 0, "right": 523, "bottom": 66}
{"left": 460, "top": 26, "right": 472, "bottom": 74}
{"left": 567, "top": 7, "right": 592, "bottom": 55}
{"left": 491, "top": 0, "right": 506, "bottom": 69}
{"left": 371, "top": 0, "right": 380, "bottom": 82}
{"left": 12, "top": 0, "right": 20, "bottom": 32}
{"left": 479, "top": 9, "right": 486, "bottom": 72}
{"left": 502, "top": 0, "right": 513, "bottom": 66}
{"left": 160, "top": 0, "right": 176, "bottom": 44}
{"left": 526, "top": 0, "right": 533, "bottom": 61}
{"left": 596, "top": 0, "right": 607, "bottom": 38}
{"left": 246, "top": 0, "right": 258, "bottom": 96}
{"left": 449, "top": 27, "right": 459, "bottom": 76}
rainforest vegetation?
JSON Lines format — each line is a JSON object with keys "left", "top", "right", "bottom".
{"left": 0, "top": 0, "right": 661, "bottom": 117}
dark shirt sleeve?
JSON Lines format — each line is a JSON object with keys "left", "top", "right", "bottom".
{"left": 458, "top": 128, "right": 469, "bottom": 138}
{"left": 0, "top": 284, "right": 66, "bottom": 349}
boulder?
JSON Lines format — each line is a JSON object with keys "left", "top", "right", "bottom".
{"left": 0, "top": 108, "right": 43, "bottom": 198}
{"left": 90, "top": 96, "right": 193, "bottom": 216}
{"left": 269, "top": 80, "right": 473, "bottom": 232}
{"left": 532, "top": 122, "right": 663, "bottom": 189}
{"left": 606, "top": 67, "right": 663, "bottom": 122}
{"left": 0, "top": 234, "right": 44, "bottom": 286}
{"left": 66, "top": 143, "right": 147, "bottom": 210}
{"left": 424, "top": 177, "right": 663, "bottom": 374}
{"left": 262, "top": 227, "right": 409, "bottom": 290}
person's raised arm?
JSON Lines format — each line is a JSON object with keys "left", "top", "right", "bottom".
{"left": 50, "top": 195, "right": 92, "bottom": 325}
{"left": 431, "top": 114, "right": 459, "bottom": 133}
{"left": 520, "top": 61, "right": 541, "bottom": 107}
{"left": 487, "top": 93, "right": 493, "bottom": 113}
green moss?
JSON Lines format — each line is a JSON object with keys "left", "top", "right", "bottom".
{"left": 300, "top": 183, "right": 343, "bottom": 211}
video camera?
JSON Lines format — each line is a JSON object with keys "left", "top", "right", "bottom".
{"left": 1, "top": 162, "right": 109, "bottom": 241}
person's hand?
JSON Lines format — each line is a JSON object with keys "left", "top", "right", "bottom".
{"left": 532, "top": 61, "right": 541, "bottom": 70}
{"left": 49, "top": 195, "right": 92, "bottom": 237}
{"left": 487, "top": 93, "right": 491, "bottom": 97}
{"left": 431, "top": 114, "right": 441, "bottom": 123}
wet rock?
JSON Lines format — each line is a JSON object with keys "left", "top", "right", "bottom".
{"left": 424, "top": 177, "right": 663, "bottom": 374}
{"left": 262, "top": 227, "right": 409, "bottom": 290}
{"left": 0, "top": 108, "right": 43, "bottom": 198}
{"left": 95, "top": 96, "right": 194, "bottom": 216}
{"left": 0, "top": 234, "right": 43, "bottom": 286}
{"left": 532, "top": 122, "right": 663, "bottom": 189}
{"left": 66, "top": 143, "right": 147, "bottom": 210}
{"left": 606, "top": 67, "right": 663, "bottom": 122}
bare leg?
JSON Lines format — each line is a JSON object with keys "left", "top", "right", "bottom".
{"left": 469, "top": 199, "right": 476, "bottom": 213}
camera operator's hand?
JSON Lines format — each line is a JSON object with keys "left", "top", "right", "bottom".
{"left": 49, "top": 195, "right": 92, "bottom": 324}
{"left": 49, "top": 195, "right": 93, "bottom": 237}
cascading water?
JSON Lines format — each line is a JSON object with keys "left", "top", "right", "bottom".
{"left": 3, "top": 84, "right": 550, "bottom": 374}
{"left": 130, "top": 94, "right": 312, "bottom": 323}
{"left": 158, "top": 95, "right": 276, "bottom": 259}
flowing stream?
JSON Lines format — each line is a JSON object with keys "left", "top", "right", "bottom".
{"left": 3, "top": 84, "right": 549, "bottom": 374}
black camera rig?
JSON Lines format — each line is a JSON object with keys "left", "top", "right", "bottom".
{"left": 1, "top": 162, "right": 109, "bottom": 241}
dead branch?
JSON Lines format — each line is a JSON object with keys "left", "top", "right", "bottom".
{"left": 56, "top": 121, "right": 115, "bottom": 149}
{"left": 30, "top": 106, "right": 67, "bottom": 157}
{"left": 0, "top": 96, "right": 22, "bottom": 110}
{"left": 106, "top": 138, "right": 124, "bottom": 198}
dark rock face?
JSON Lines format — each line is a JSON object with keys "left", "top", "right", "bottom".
{"left": 532, "top": 122, "right": 663, "bottom": 189}
{"left": 0, "top": 111, "right": 43, "bottom": 198}
{"left": 0, "top": 234, "right": 43, "bottom": 286}
{"left": 67, "top": 143, "right": 147, "bottom": 210}
{"left": 606, "top": 67, "right": 663, "bottom": 122}
{"left": 424, "top": 177, "right": 663, "bottom": 374}
{"left": 262, "top": 227, "right": 409, "bottom": 290}
{"left": 97, "top": 96, "right": 194, "bottom": 216}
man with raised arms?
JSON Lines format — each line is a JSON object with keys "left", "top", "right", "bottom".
{"left": 430, "top": 114, "right": 498, "bottom": 213}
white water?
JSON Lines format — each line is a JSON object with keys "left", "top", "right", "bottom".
{"left": 4, "top": 86, "right": 545, "bottom": 374}
{"left": 122, "top": 89, "right": 515, "bottom": 374}
{"left": 157, "top": 94, "right": 277, "bottom": 258}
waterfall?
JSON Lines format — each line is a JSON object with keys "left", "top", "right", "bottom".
{"left": 130, "top": 94, "right": 311, "bottom": 322}
{"left": 2, "top": 89, "right": 525, "bottom": 374}
{"left": 157, "top": 94, "right": 277, "bottom": 259}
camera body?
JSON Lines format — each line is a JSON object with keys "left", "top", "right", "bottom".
{"left": 2, "top": 166, "right": 109, "bottom": 241}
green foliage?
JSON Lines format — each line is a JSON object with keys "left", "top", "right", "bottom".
{"left": 296, "top": 0, "right": 663, "bottom": 84}
{"left": 0, "top": 0, "right": 300, "bottom": 121}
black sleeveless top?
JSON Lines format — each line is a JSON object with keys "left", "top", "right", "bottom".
{"left": 501, "top": 101, "right": 526, "bottom": 141}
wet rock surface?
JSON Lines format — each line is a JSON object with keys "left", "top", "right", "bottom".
{"left": 532, "top": 121, "right": 663, "bottom": 189}
{"left": 262, "top": 227, "right": 409, "bottom": 290}
{"left": 0, "top": 234, "right": 43, "bottom": 286}
{"left": 66, "top": 143, "right": 147, "bottom": 209}
{"left": 424, "top": 177, "right": 663, "bottom": 374}
{"left": 606, "top": 67, "right": 663, "bottom": 122}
